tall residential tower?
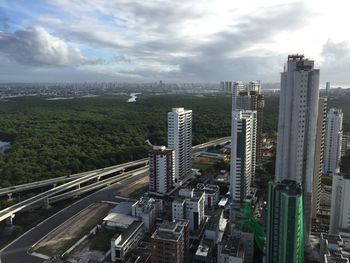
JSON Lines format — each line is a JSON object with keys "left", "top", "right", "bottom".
{"left": 324, "top": 108, "right": 343, "bottom": 174}
{"left": 266, "top": 180, "right": 304, "bottom": 263}
{"left": 274, "top": 54, "right": 320, "bottom": 236}
{"left": 230, "top": 82, "right": 257, "bottom": 202}
{"left": 168, "top": 108, "right": 192, "bottom": 184}
{"left": 237, "top": 81, "right": 265, "bottom": 161}
{"left": 230, "top": 110, "right": 256, "bottom": 202}
{"left": 311, "top": 97, "right": 327, "bottom": 220}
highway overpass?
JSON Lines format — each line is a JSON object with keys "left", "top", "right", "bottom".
{"left": 0, "top": 159, "right": 148, "bottom": 223}
{"left": 0, "top": 137, "right": 230, "bottom": 224}
{"left": 0, "top": 136, "right": 230, "bottom": 197}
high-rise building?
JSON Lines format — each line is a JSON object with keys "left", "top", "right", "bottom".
{"left": 168, "top": 108, "right": 192, "bottom": 184}
{"left": 329, "top": 173, "right": 350, "bottom": 235}
{"left": 275, "top": 54, "right": 320, "bottom": 236}
{"left": 312, "top": 97, "right": 328, "bottom": 220}
{"left": 221, "top": 81, "right": 245, "bottom": 94}
{"left": 151, "top": 219, "right": 189, "bottom": 263}
{"left": 341, "top": 134, "right": 349, "bottom": 157}
{"left": 266, "top": 180, "right": 304, "bottom": 263}
{"left": 221, "top": 81, "right": 233, "bottom": 93}
{"left": 230, "top": 110, "right": 256, "bottom": 202}
{"left": 236, "top": 81, "right": 265, "bottom": 161}
{"left": 326, "top": 82, "right": 331, "bottom": 95}
{"left": 148, "top": 146, "right": 175, "bottom": 195}
{"left": 324, "top": 108, "right": 343, "bottom": 174}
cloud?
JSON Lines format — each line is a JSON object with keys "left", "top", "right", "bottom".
{"left": 320, "top": 40, "right": 350, "bottom": 84}
{"left": 1, "top": 0, "right": 336, "bottom": 82}
{"left": 0, "top": 26, "right": 84, "bottom": 66}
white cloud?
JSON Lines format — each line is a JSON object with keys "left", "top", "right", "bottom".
{"left": 0, "top": 26, "right": 84, "bottom": 66}
{"left": 1, "top": 0, "right": 350, "bottom": 83}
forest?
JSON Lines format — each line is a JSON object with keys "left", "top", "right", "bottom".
{"left": 0, "top": 93, "right": 346, "bottom": 187}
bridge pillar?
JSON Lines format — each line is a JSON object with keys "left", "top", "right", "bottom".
{"left": 52, "top": 183, "right": 57, "bottom": 188}
{"left": 43, "top": 197, "right": 51, "bottom": 209}
{"left": 7, "top": 193, "right": 13, "bottom": 202}
{"left": 5, "top": 214, "right": 14, "bottom": 228}
{"left": 76, "top": 184, "right": 80, "bottom": 190}
{"left": 96, "top": 176, "right": 101, "bottom": 182}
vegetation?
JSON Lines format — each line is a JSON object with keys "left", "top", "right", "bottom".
{"left": 321, "top": 176, "right": 332, "bottom": 186}
{"left": 90, "top": 228, "right": 119, "bottom": 252}
{"left": 0, "top": 93, "right": 349, "bottom": 188}
{"left": 0, "top": 94, "right": 231, "bottom": 187}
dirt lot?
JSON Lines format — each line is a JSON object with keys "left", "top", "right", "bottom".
{"left": 115, "top": 174, "right": 148, "bottom": 198}
{"left": 32, "top": 202, "right": 113, "bottom": 257}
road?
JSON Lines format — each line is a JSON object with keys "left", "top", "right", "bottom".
{"left": 0, "top": 136, "right": 231, "bottom": 263}
{"left": 0, "top": 172, "right": 146, "bottom": 263}
{"left": 0, "top": 160, "right": 148, "bottom": 222}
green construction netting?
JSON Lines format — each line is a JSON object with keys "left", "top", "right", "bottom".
{"left": 299, "top": 195, "right": 304, "bottom": 263}
{"left": 240, "top": 202, "right": 266, "bottom": 252}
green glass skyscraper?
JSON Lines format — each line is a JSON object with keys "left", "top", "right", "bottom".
{"left": 266, "top": 180, "right": 304, "bottom": 263}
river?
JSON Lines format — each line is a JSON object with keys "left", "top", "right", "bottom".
{"left": 127, "top": 93, "right": 141, "bottom": 103}
{"left": 0, "top": 141, "right": 11, "bottom": 153}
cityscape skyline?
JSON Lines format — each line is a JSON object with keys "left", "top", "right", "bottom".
{"left": 0, "top": 1, "right": 350, "bottom": 84}
{"left": 1, "top": 1, "right": 350, "bottom": 262}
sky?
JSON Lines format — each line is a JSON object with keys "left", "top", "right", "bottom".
{"left": 0, "top": 0, "right": 350, "bottom": 85}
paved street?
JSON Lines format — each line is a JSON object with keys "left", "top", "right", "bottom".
{"left": 0, "top": 172, "right": 146, "bottom": 263}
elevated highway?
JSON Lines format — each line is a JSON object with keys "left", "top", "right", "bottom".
{"left": 0, "top": 159, "right": 148, "bottom": 223}
{"left": 0, "top": 137, "right": 230, "bottom": 223}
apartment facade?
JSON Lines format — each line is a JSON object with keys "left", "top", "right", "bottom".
{"left": 168, "top": 108, "right": 192, "bottom": 184}
{"left": 149, "top": 146, "right": 175, "bottom": 195}
{"left": 324, "top": 108, "right": 343, "bottom": 174}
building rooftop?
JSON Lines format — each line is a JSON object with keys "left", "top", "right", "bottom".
{"left": 112, "top": 221, "right": 144, "bottom": 246}
{"left": 109, "top": 202, "right": 133, "bottom": 215}
{"left": 206, "top": 209, "right": 225, "bottom": 231}
{"left": 196, "top": 244, "right": 210, "bottom": 257}
{"left": 276, "top": 180, "right": 302, "bottom": 196}
{"left": 132, "top": 197, "right": 162, "bottom": 214}
{"left": 196, "top": 183, "right": 220, "bottom": 194}
{"left": 150, "top": 146, "right": 173, "bottom": 153}
{"left": 103, "top": 213, "right": 137, "bottom": 228}
{"left": 152, "top": 220, "right": 188, "bottom": 242}
{"left": 221, "top": 236, "right": 245, "bottom": 258}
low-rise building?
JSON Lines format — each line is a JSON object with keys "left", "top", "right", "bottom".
{"left": 319, "top": 233, "right": 350, "bottom": 263}
{"left": 111, "top": 221, "right": 145, "bottom": 262}
{"left": 204, "top": 209, "right": 227, "bottom": 244}
{"left": 218, "top": 236, "right": 245, "bottom": 263}
{"left": 132, "top": 197, "right": 163, "bottom": 232}
{"left": 228, "top": 204, "right": 255, "bottom": 263}
{"left": 172, "top": 188, "right": 205, "bottom": 231}
{"left": 151, "top": 219, "right": 189, "bottom": 263}
{"left": 195, "top": 239, "right": 215, "bottom": 263}
{"left": 195, "top": 183, "right": 220, "bottom": 208}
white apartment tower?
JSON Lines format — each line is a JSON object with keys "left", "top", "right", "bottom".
{"left": 329, "top": 173, "right": 350, "bottom": 235}
{"left": 221, "top": 81, "right": 245, "bottom": 94}
{"left": 324, "top": 108, "right": 343, "bottom": 175}
{"left": 148, "top": 146, "right": 175, "bottom": 195}
{"left": 230, "top": 82, "right": 257, "bottom": 202}
{"left": 275, "top": 54, "right": 320, "bottom": 236}
{"left": 230, "top": 110, "right": 256, "bottom": 202}
{"left": 168, "top": 108, "right": 192, "bottom": 184}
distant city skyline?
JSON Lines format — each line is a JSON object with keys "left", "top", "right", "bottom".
{"left": 1, "top": 1, "right": 350, "bottom": 84}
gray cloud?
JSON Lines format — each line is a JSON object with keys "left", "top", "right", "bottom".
{"left": 0, "top": 1, "right": 321, "bottom": 82}
{"left": 320, "top": 40, "right": 350, "bottom": 84}
{"left": 0, "top": 26, "right": 84, "bottom": 66}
